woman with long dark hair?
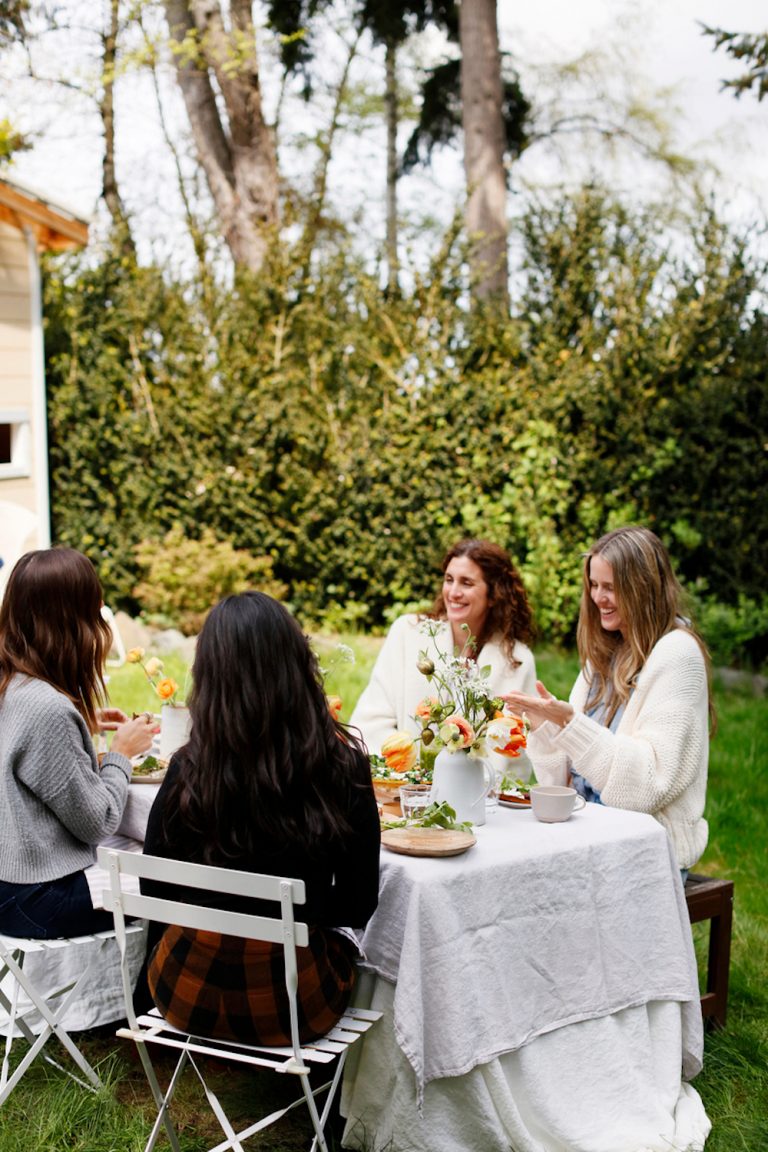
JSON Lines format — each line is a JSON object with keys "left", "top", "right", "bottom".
{"left": 504, "top": 526, "right": 712, "bottom": 871}
{"left": 351, "top": 538, "right": 537, "bottom": 754}
{"left": 0, "top": 548, "right": 156, "bottom": 938}
{"left": 143, "top": 591, "right": 380, "bottom": 1045}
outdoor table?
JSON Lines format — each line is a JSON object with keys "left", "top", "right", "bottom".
{"left": 0, "top": 782, "right": 159, "bottom": 1037}
{"left": 340, "top": 803, "right": 711, "bottom": 1152}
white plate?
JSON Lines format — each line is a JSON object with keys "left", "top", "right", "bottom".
{"left": 498, "top": 798, "right": 532, "bottom": 811}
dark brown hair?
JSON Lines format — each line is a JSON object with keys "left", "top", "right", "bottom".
{"left": 159, "top": 592, "right": 372, "bottom": 863}
{"left": 0, "top": 548, "right": 110, "bottom": 731}
{"left": 428, "top": 538, "right": 534, "bottom": 660}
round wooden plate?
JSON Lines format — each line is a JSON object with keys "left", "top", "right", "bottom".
{"left": 381, "top": 828, "right": 477, "bottom": 857}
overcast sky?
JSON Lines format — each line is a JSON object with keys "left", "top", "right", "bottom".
{"left": 3, "top": 0, "right": 767, "bottom": 263}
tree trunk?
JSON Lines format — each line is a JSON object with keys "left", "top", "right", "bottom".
{"left": 100, "top": 0, "right": 135, "bottom": 256}
{"left": 459, "top": 0, "right": 508, "bottom": 306}
{"left": 163, "top": 0, "right": 278, "bottom": 273}
{"left": 385, "top": 37, "right": 399, "bottom": 296}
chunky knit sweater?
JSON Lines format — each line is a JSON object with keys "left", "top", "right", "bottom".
{"left": 350, "top": 613, "right": 537, "bottom": 755}
{"left": 0, "top": 674, "right": 131, "bottom": 883}
{"left": 527, "top": 629, "right": 709, "bottom": 869}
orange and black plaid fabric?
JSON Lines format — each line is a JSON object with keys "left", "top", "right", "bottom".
{"left": 147, "top": 925, "right": 358, "bottom": 1046}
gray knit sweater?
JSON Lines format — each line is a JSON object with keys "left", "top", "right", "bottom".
{"left": 0, "top": 674, "right": 131, "bottom": 883}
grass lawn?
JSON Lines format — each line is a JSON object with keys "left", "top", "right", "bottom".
{"left": 1, "top": 640, "right": 765, "bottom": 1150}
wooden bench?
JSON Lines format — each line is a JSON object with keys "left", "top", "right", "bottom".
{"left": 684, "top": 873, "right": 734, "bottom": 1030}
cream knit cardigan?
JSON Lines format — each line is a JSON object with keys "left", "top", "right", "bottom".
{"left": 527, "top": 628, "right": 709, "bottom": 869}
{"left": 350, "top": 613, "right": 537, "bottom": 756}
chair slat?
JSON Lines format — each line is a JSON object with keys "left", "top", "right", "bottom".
{"left": 100, "top": 847, "right": 382, "bottom": 1152}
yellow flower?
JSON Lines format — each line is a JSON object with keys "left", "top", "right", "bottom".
{"left": 144, "top": 656, "right": 164, "bottom": 678}
{"left": 126, "top": 647, "right": 145, "bottom": 664}
{"left": 156, "top": 677, "right": 179, "bottom": 701}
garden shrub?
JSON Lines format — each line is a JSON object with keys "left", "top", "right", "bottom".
{"left": 133, "top": 525, "right": 287, "bottom": 635}
{"left": 42, "top": 185, "right": 768, "bottom": 666}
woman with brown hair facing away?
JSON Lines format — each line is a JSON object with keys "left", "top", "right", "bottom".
{"left": 143, "top": 591, "right": 380, "bottom": 1045}
{"left": 504, "top": 525, "right": 712, "bottom": 873}
{"left": 351, "top": 538, "right": 537, "bottom": 755}
{"left": 0, "top": 548, "right": 156, "bottom": 938}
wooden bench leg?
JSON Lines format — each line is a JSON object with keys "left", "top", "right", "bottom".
{"left": 685, "top": 875, "right": 734, "bottom": 1031}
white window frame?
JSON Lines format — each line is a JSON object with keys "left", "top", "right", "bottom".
{"left": 0, "top": 408, "right": 32, "bottom": 479}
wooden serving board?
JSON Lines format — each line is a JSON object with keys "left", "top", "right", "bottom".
{"left": 381, "top": 828, "right": 476, "bottom": 858}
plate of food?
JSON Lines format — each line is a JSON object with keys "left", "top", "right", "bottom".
{"left": 497, "top": 775, "right": 533, "bottom": 809}
{"left": 498, "top": 794, "right": 532, "bottom": 810}
{"left": 130, "top": 754, "right": 168, "bottom": 783}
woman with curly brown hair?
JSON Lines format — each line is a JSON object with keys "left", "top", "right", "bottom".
{"left": 351, "top": 539, "right": 537, "bottom": 755}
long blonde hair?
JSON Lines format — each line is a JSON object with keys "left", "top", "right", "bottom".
{"left": 576, "top": 526, "right": 714, "bottom": 728}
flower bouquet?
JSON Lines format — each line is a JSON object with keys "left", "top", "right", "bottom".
{"left": 126, "top": 647, "right": 189, "bottom": 762}
{"left": 412, "top": 620, "right": 506, "bottom": 758}
{"left": 126, "top": 647, "right": 183, "bottom": 707}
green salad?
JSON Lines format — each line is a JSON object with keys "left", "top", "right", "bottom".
{"left": 381, "top": 800, "right": 472, "bottom": 833}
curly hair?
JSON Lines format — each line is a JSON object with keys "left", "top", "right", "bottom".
{"left": 428, "top": 538, "right": 535, "bottom": 662}
{"left": 577, "top": 525, "right": 713, "bottom": 728}
{"left": 0, "top": 548, "right": 111, "bottom": 731}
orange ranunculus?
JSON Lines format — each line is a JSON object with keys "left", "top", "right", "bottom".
{"left": 327, "top": 695, "right": 343, "bottom": 720}
{"left": 381, "top": 731, "right": 418, "bottom": 774}
{"left": 487, "top": 714, "right": 528, "bottom": 757}
{"left": 439, "top": 715, "right": 475, "bottom": 750}
{"left": 414, "top": 697, "right": 438, "bottom": 723}
{"left": 156, "top": 677, "right": 179, "bottom": 701}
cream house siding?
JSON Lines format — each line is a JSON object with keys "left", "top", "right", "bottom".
{"left": 0, "top": 180, "right": 88, "bottom": 578}
{"left": 0, "top": 220, "right": 36, "bottom": 513}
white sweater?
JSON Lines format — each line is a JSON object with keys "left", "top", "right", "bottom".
{"left": 527, "top": 629, "right": 709, "bottom": 869}
{"left": 350, "top": 614, "right": 537, "bottom": 755}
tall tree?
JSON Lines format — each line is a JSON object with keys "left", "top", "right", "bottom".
{"left": 163, "top": 0, "right": 278, "bottom": 273}
{"left": 701, "top": 25, "right": 768, "bottom": 102}
{"left": 101, "top": 0, "right": 135, "bottom": 255}
{"left": 459, "top": 0, "right": 508, "bottom": 304}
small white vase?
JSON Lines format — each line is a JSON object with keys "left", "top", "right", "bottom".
{"left": 430, "top": 748, "right": 492, "bottom": 826}
{"left": 159, "top": 704, "right": 191, "bottom": 761}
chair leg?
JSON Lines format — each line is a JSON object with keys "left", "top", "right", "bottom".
{"left": 138, "top": 1042, "right": 185, "bottom": 1152}
{"left": 0, "top": 945, "right": 103, "bottom": 1105}
{"left": 308, "top": 1050, "right": 349, "bottom": 1152}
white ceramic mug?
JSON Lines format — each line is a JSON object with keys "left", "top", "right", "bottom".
{"left": 530, "top": 785, "right": 586, "bottom": 823}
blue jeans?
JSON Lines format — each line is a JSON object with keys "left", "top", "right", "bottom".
{"left": 0, "top": 870, "right": 115, "bottom": 939}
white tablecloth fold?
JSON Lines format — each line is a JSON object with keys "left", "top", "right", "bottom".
{"left": 342, "top": 974, "right": 711, "bottom": 1152}
{"left": 356, "top": 805, "right": 703, "bottom": 1097}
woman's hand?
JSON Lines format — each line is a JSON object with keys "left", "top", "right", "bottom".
{"left": 502, "top": 681, "right": 574, "bottom": 732}
{"left": 109, "top": 713, "right": 159, "bottom": 759}
{"left": 95, "top": 707, "right": 129, "bottom": 731}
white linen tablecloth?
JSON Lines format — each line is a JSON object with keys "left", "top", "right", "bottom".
{"left": 0, "top": 783, "right": 158, "bottom": 1037}
{"left": 341, "top": 803, "right": 710, "bottom": 1152}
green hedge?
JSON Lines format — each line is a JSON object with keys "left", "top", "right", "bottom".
{"left": 43, "top": 187, "right": 768, "bottom": 664}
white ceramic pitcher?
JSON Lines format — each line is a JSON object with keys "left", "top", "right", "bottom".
{"left": 431, "top": 748, "right": 494, "bottom": 826}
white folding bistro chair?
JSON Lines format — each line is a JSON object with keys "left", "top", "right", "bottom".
{"left": 97, "top": 846, "right": 381, "bottom": 1152}
{"left": 0, "top": 924, "right": 145, "bottom": 1105}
